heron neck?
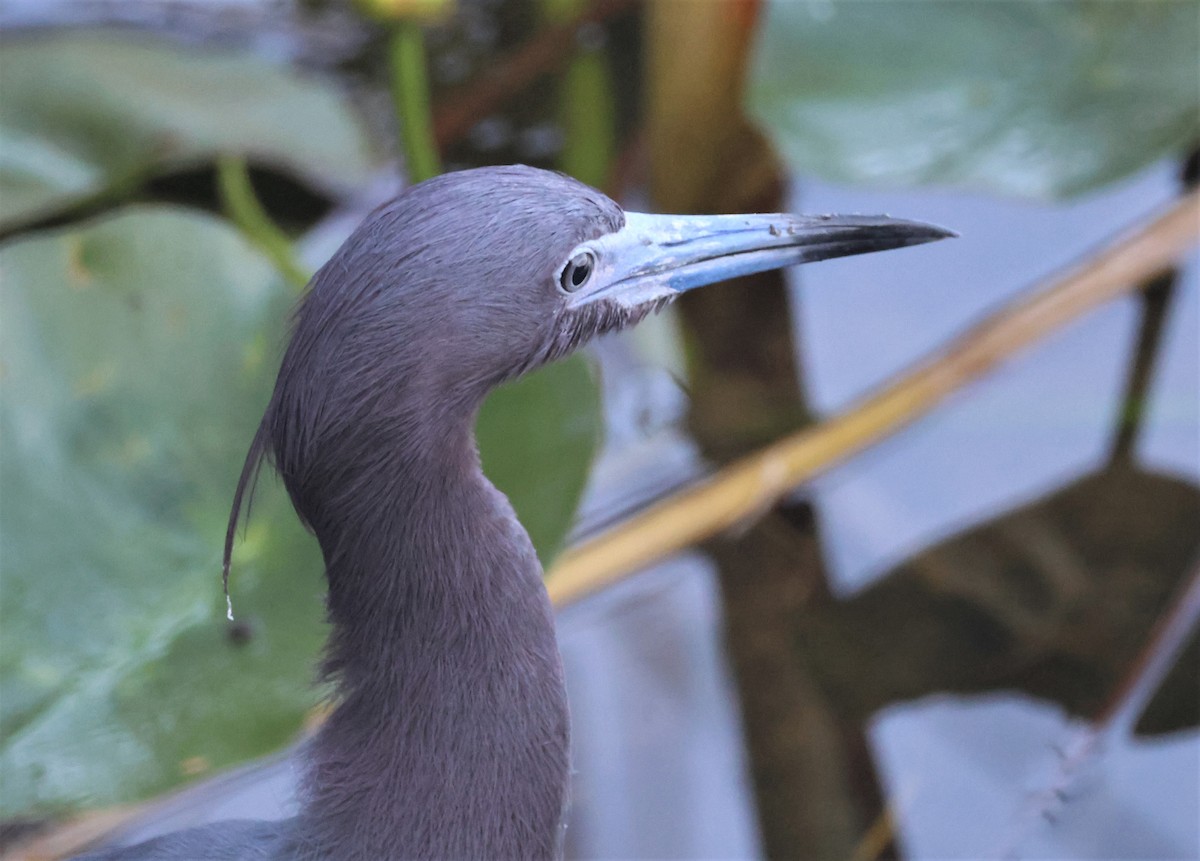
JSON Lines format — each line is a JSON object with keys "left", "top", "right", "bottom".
{"left": 301, "top": 422, "right": 570, "bottom": 860}
{"left": 317, "top": 425, "right": 550, "bottom": 678}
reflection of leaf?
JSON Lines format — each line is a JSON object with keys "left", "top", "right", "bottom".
{"left": 0, "top": 208, "right": 602, "bottom": 815}
{"left": 0, "top": 33, "right": 378, "bottom": 230}
{"left": 799, "top": 465, "right": 1200, "bottom": 733}
{"left": 748, "top": 1, "right": 1200, "bottom": 199}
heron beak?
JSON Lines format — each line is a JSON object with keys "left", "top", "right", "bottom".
{"left": 566, "top": 211, "right": 955, "bottom": 310}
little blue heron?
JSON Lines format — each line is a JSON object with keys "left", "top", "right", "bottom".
{"left": 78, "top": 165, "right": 951, "bottom": 860}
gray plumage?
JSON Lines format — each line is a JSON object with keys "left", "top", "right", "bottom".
{"left": 77, "top": 166, "right": 951, "bottom": 861}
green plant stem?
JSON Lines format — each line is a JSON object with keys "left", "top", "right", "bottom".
{"left": 215, "top": 156, "right": 310, "bottom": 291}
{"left": 387, "top": 22, "right": 441, "bottom": 183}
{"left": 541, "top": 0, "right": 615, "bottom": 189}
{"left": 0, "top": 164, "right": 156, "bottom": 242}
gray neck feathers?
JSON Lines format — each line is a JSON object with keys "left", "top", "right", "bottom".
{"left": 296, "top": 422, "right": 570, "bottom": 861}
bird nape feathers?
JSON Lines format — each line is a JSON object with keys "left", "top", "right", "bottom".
{"left": 78, "top": 165, "right": 951, "bottom": 861}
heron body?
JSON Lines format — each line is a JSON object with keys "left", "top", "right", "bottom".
{"left": 79, "top": 166, "right": 950, "bottom": 861}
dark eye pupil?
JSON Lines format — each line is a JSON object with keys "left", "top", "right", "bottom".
{"left": 561, "top": 253, "right": 594, "bottom": 291}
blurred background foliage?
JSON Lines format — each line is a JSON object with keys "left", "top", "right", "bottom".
{"left": 749, "top": 1, "right": 1198, "bottom": 198}
{"left": 1, "top": 17, "right": 608, "bottom": 815}
{"left": 0, "top": 0, "right": 1197, "bottom": 858}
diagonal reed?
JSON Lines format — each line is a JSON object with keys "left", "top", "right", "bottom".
{"left": 546, "top": 190, "right": 1200, "bottom": 607}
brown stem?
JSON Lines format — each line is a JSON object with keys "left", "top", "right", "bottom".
{"left": 1108, "top": 149, "right": 1197, "bottom": 464}
{"left": 431, "top": 0, "right": 638, "bottom": 150}
{"left": 1107, "top": 269, "right": 1177, "bottom": 464}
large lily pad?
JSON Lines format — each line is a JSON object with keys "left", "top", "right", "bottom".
{"left": 0, "top": 32, "right": 378, "bottom": 230}
{"left": 747, "top": 1, "right": 1200, "bottom": 199}
{"left": 0, "top": 208, "right": 601, "bottom": 814}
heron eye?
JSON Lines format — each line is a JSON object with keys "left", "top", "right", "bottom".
{"left": 560, "top": 252, "right": 595, "bottom": 292}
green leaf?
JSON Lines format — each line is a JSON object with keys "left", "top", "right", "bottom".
{"left": 0, "top": 32, "right": 379, "bottom": 230}
{"left": 0, "top": 208, "right": 601, "bottom": 814}
{"left": 747, "top": 0, "right": 1200, "bottom": 199}
{"left": 480, "top": 356, "right": 602, "bottom": 564}
{"left": 0, "top": 206, "right": 324, "bottom": 815}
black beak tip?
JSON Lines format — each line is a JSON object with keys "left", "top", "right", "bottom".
{"left": 898, "top": 220, "right": 958, "bottom": 245}
{"left": 820, "top": 216, "right": 958, "bottom": 262}
{"left": 816, "top": 214, "right": 958, "bottom": 257}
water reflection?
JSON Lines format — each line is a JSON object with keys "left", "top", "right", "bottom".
{"left": 793, "top": 161, "right": 1198, "bottom": 857}
{"left": 558, "top": 159, "right": 1197, "bottom": 859}
{"left": 873, "top": 695, "right": 1198, "bottom": 859}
